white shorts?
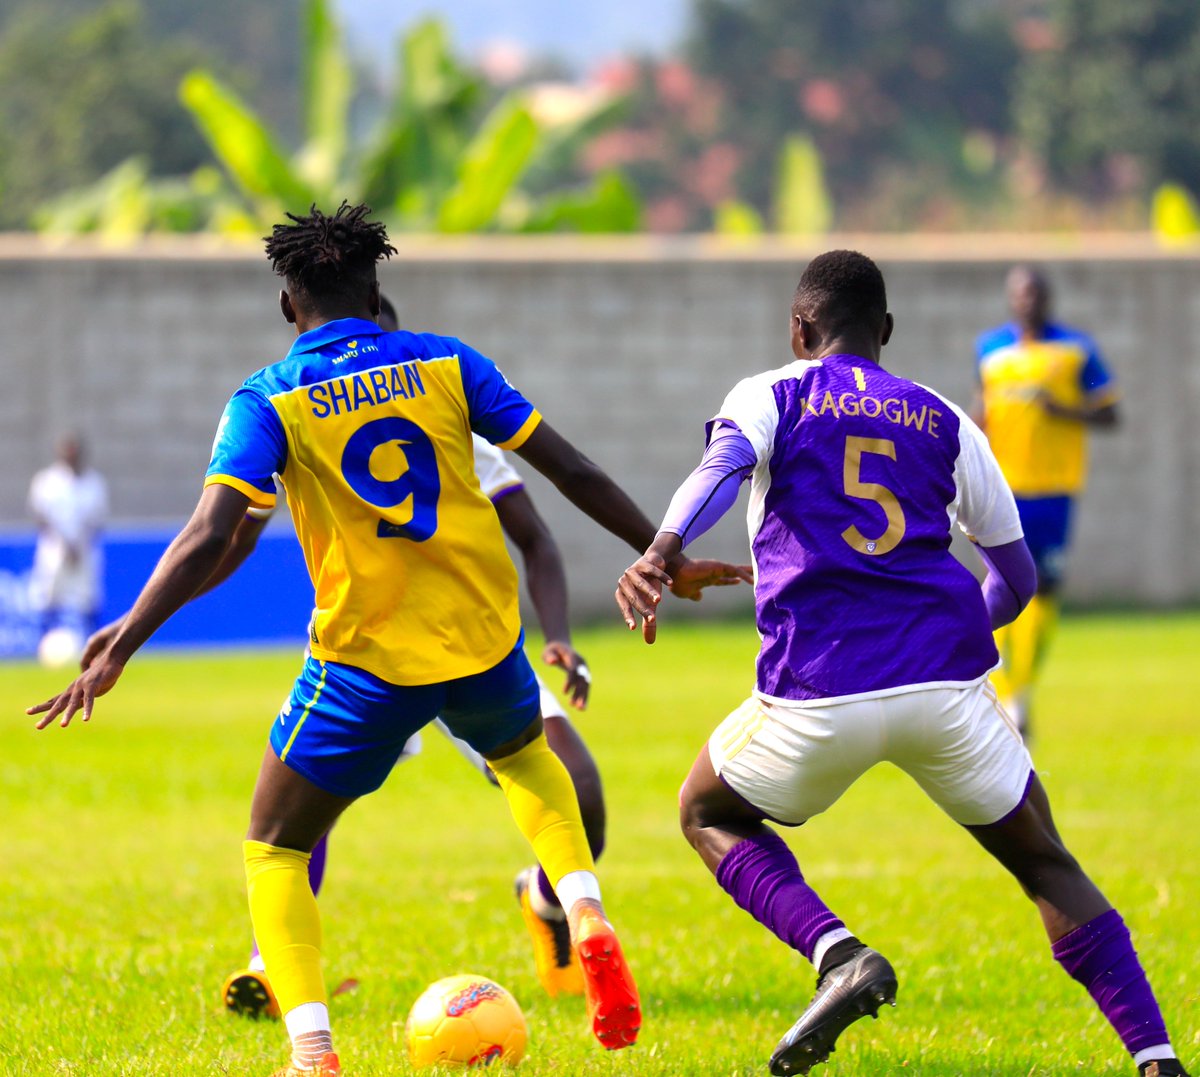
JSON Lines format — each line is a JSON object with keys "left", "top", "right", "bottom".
{"left": 709, "top": 677, "right": 1033, "bottom": 828}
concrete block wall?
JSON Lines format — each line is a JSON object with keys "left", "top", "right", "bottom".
{"left": 2, "top": 236, "right": 1196, "bottom": 617}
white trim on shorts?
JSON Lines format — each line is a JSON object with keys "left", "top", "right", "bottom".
{"left": 709, "top": 673, "right": 1033, "bottom": 828}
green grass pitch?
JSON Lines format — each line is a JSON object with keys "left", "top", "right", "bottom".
{"left": 4, "top": 612, "right": 1198, "bottom": 1076}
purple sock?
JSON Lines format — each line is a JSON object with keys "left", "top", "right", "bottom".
{"left": 534, "top": 866, "right": 561, "bottom": 912}
{"left": 308, "top": 833, "right": 328, "bottom": 897}
{"left": 250, "top": 833, "right": 330, "bottom": 963}
{"left": 1052, "top": 909, "right": 1172, "bottom": 1057}
{"left": 715, "top": 830, "right": 845, "bottom": 962}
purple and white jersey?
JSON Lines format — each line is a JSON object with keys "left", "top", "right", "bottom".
{"left": 716, "top": 353, "right": 1022, "bottom": 702}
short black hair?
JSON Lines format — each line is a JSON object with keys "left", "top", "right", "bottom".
{"left": 264, "top": 201, "right": 396, "bottom": 308}
{"left": 792, "top": 250, "right": 887, "bottom": 335}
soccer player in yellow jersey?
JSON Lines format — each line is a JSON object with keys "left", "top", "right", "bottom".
{"left": 29, "top": 202, "right": 748, "bottom": 1077}
{"left": 974, "top": 266, "right": 1120, "bottom": 736}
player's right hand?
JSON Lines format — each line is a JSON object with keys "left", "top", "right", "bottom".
{"left": 81, "top": 617, "right": 126, "bottom": 670}
{"left": 27, "top": 652, "right": 126, "bottom": 730}
{"left": 615, "top": 555, "right": 672, "bottom": 644}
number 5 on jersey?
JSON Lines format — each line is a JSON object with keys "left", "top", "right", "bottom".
{"left": 841, "top": 435, "right": 906, "bottom": 556}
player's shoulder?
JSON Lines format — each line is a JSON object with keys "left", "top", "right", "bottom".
{"left": 975, "top": 322, "right": 1017, "bottom": 357}
{"left": 729, "top": 358, "right": 820, "bottom": 396}
{"left": 384, "top": 329, "right": 466, "bottom": 359}
{"left": 1043, "top": 321, "right": 1099, "bottom": 352}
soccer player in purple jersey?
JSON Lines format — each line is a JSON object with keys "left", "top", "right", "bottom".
{"left": 616, "top": 251, "right": 1189, "bottom": 1077}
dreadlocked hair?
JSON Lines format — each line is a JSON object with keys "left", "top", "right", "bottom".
{"left": 264, "top": 201, "right": 396, "bottom": 307}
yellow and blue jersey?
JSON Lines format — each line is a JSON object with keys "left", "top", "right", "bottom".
{"left": 975, "top": 321, "right": 1118, "bottom": 497}
{"left": 206, "top": 317, "right": 542, "bottom": 686}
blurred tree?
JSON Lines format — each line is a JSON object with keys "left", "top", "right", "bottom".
{"left": 685, "top": 0, "right": 1020, "bottom": 228}
{"left": 39, "top": 5, "right": 640, "bottom": 235}
{"left": 1015, "top": 0, "right": 1200, "bottom": 202}
{"left": 0, "top": 0, "right": 299, "bottom": 140}
{"left": 0, "top": 2, "right": 210, "bottom": 229}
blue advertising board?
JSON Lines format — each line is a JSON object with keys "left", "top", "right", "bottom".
{"left": 0, "top": 527, "right": 313, "bottom": 658}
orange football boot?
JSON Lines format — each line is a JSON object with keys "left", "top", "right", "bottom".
{"left": 516, "top": 867, "right": 584, "bottom": 996}
{"left": 270, "top": 1051, "right": 341, "bottom": 1076}
{"left": 222, "top": 968, "right": 280, "bottom": 1020}
{"left": 573, "top": 906, "right": 641, "bottom": 1050}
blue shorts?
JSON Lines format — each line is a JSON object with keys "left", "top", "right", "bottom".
{"left": 270, "top": 632, "right": 540, "bottom": 798}
{"left": 1014, "top": 495, "right": 1074, "bottom": 589}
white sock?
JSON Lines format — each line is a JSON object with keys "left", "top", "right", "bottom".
{"left": 811, "top": 927, "right": 854, "bottom": 972}
{"left": 554, "top": 869, "right": 602, "bottom": 918}
{"left": 1133, "top": 1046, "right": 1176, "bottom": 1068}
{"left": 285, "top": 1001, "right": 333, "bottom": 1067}
{"left": 285, "top": 1000, "right": 331, "bottom": 1038}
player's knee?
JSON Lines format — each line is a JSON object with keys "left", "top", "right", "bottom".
{"left": 678, "top": 790, "right": 709, "bottom": 849}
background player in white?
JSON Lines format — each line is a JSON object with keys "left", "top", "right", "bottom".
{"left": 616, "top": 250, "right": 1188, "bottom": 1077}
{"left": 28, "top": 433, "right": 108, "bottom": 651}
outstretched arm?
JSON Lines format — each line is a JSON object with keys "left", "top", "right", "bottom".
{"left": 28, "top": 483, "right": 250, "bottom": 729}
{"left": 1036, "top": 392, "right": 1120, "bottom": 428}
{"left": 514, "top": 421, "right": 750, "bottom": 600}
{"left": 616, "top": 424, "right": 756, "bottom": 643}
{"left": 493, "top": 487, "right": 590, "bottom": 709}
{"left": 514, "top": 422, "right": 663, "bottom": 556}
{"left": 80, "top": 509, "right": 270, "bottom": 668}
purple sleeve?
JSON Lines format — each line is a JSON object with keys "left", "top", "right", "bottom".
{"left": 659, "top": 423, "right": 757, "bottom": 547}
{"left": 976, "top": 538, "right": 1037, "bottom": 629}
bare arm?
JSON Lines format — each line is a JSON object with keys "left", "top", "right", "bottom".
{"left": 493, "top": 487, "right": 590, "bottom": 708}
{"left": 1036, "top": 393, "right": 1120, "bottom": 428}
{"left": 81, "top": 510, "right": 270, "bottom": 668}
{"left": 514, "top": 422, "right": 662, "bottom": 558}
{"left": 28, "top": 483, "right": 250, "bottom": 728}
{"left": 494, "top": 488, "right": 572, "bottom": 644}
{"left": 515, "top": 421, "right": 751, "bottom": 612}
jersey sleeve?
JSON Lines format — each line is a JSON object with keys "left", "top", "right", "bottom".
{"left": 471, "top": 434, "right": 524, "bottom": 501}
{"left": 949, "top": 403, "right": 1024, "bottom": 547}
{"left": 454, "top": 340, "right": 542, "bottom": 450}
{"left": 1079, "top": 337, "right": 1119, "bottom": 402}
{"left": 204, "top": 387, "right": 288, "bottom": 509}
{"left": 709, "top": 373, "right": 781, "bottom": 464}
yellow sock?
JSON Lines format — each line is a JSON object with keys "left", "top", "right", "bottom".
{"left": 1007, "top": 593, "right": 1059, "bottom": 697}
{"left": 244, "top": 840, "right": 327, "bottom": 1017}
{"left": 488, "top": 732, "right": 594, "bottom": 890}
{"left": 991, "top": 621, "right": 1013, "bottom": 700}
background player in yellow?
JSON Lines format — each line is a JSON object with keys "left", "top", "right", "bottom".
{"left": 974, "top": 265, "right": 1120, "bottom": 736}
{"left": 29, "top": 202, "right": 748, "bottom": 1077}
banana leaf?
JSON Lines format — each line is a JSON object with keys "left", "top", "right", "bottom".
{"left": 180, "top": 69, "right": 316, "bottom": 212}
{"left": 437, "top": 98, "right": 539, "bottom": 233}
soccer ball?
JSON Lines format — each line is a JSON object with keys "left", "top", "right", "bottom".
{"left": 37, "top": 626, "right": 84, "bottom": 669}
{"left": 405, "top": 974, "right": 527, "bottom": 1068}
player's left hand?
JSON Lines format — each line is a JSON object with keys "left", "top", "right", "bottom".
{"left": 26, "top": 652, "right": 126, "bottom": 729}
{"left": 667, "top": 557, "right": 754, "bottom": 602}
{"left": 542, "top": 640, "right": 590, "bottom": 709}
